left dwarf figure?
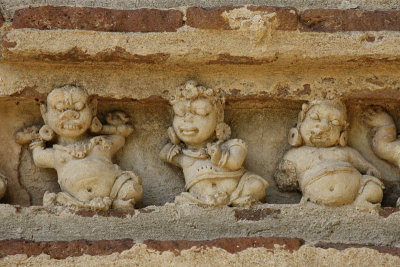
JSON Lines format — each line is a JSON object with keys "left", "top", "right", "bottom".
{"left": 16, "top": 85, "right": 142, "bottom": 210}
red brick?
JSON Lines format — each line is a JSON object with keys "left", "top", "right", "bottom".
{"left": 144, "top": 237, "right": 304, "bottom": 255}
{"left": 12, "top": 6, "right": 183, "bottom": 32}
{"left": 300, "top": 9, "right": 400, "bottom": 32}
{"left": 186, "top": 7, "right": 236, "bottom": 30}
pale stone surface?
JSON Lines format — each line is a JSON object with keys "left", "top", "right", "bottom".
{"left": 15, "top": 85, "right": 143, "bottom": 210}
{"left": 160, "top": 81, "right": 268, "bottom": 207}
{"left": 275, "top": 100, "right": 384, "bottom": 210}
{"left": 2, "top": 245, "right": 400, "bottom": 267}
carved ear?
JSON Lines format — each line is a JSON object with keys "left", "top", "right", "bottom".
{"left": 89, "top": 98, "right": 98, "bottom": 115}
{"left": 40, "top": 103, "right": 48, "bottom": 124}
{"left": 288, "top": 127, "right": 302, "bottom": 147}
{"left": 299, "top": 103, "right": 309, "bottom": 122}
{"left": 339, "top": 131, "right": 348, "bottom": 147}
{"left": 90, "top": 117, "right": 102, "bottom": 133}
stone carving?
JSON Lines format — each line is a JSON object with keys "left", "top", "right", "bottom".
{"left": 364, "top": 106, "right": 400, "bottom": 206}
{"left": 274, "top": 100, "right": 384, "bottom": 210}
{"left": 15, "top": 85, "right": 142, "bottom": 210}
{"left": 160, "top": 80, "right": 269, "bottom": 207}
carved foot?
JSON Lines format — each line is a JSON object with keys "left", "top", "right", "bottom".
{"left": 353, "top": 198, "right": 381, "bottom": 212}
{"left": 230, "top": 196, "right": 258, "bottom": 207}
{"left": 112, "top": 199, "right": 135, "bottom": 211}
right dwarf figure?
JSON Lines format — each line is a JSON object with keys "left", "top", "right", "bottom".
{"left": 364, "top": 106, "right": 400, "bottom": 206}
{"left": 275, "top": 100, "right": 384, "bottom": 210}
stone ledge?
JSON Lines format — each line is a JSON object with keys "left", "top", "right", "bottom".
{"left": 0, "top": 204, "right": 399, "bottom": 246}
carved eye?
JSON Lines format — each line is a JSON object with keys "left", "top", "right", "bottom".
{"left": 55, "top": 103, "right": 64, "bottom": 111}
{"left": 74, "top": 102, "right": 84, "bottom": 111}
{"left": 309, "top": 113, "right": 319, "bottom": 120}
{"left": 173, "top": 102, "right": 186, "bottom": 117}
{"left": 191, "top": 99, "right": 212, "bottom": 116}
{"left": 331, "top": 119, "right": 340, "bottom": 126}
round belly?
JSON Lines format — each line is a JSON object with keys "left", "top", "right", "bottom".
{"left": 302, "top": 167, "right": 361, "bottom": 206}
{"left": 57, "top": 158, "right": 120, "bottom": 202}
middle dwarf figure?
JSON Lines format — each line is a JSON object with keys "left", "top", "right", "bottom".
{"left": 160, "top": 81, "right": 269, "bottom": 207}
{"left": 274, "top": 100, "right": 384, "bottom": 210}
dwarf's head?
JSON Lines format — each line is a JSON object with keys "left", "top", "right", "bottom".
{"left": 169, "top": 80, "right": 230, "bottom": 146}
{"left": 288, "top": 100, "right": 348, "bottom": 147}
{"left": 40, "top": 85, "right": 101, "bottom": 139}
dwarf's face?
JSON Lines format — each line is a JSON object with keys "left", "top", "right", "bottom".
{"left": 172, "top": 98, "right": 217, "bottom": 146}
{"left": 43, "top": 87, "right": 94, "bottom": 138}
{"left": 300, "top": 104, "right": 346, "bottom": 147}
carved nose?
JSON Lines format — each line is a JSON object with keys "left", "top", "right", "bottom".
{"left": 184, "top": 113, "right": 193, "bottom": 122}
{"left": 61, "top": 110, "right": 80, "bottom": 120}
{"left": 319, "top": 120, "right": 330, "bottom": 131}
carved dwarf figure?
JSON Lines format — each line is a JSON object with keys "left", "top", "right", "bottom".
{"left": 16, "top": 85, "right": 142, "bottom": 210}
{"left": 160, "top": 81, "right": 269, "bottom": 207}
{"left": 364, "top": 106, "right": 400, "bottom": 206}
{"left": 274, "top": 100, "right": 384, "bottom": 210}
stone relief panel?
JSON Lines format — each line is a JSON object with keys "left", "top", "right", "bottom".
{"left": 160, "top": 81, "right": 269, "bottom": 207}
{"left": 4, "top": 85, "right": 400, "bottom": 208}
{"left": 274, "top": 100, "right": 384, "bottom": 210}
{"left": 15, "top": 85, "right": 143, "bottom": 210}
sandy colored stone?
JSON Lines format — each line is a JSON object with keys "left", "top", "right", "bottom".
{"left": 1, "top": 244, "right": 400, "bottom": 267}
{"left": 3, "top": 27, "right": 400, "bottom": 66}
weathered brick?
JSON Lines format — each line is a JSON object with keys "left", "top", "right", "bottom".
{"left": 12, "top": 6, "right": 184, "bottom": 32}
{"left": 0, "top": 239, "right": 134, "bottom": 259}
{"left": 300, "top": 9, "right": 400, "bottom": 32}
{"left": 144, "top": 237, "right": 304, "bottom": 255}
{"left": 186, "top": 6, "right": 298, "bottom": 31}
{"left": 186, "top": 6, "right": 236, "bottom": 30}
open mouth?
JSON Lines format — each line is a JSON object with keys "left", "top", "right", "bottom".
{"left": 179, "top": 127, "right": 199, "bottom": 136}
{"left": 60, "top": 122, "right": 83, "bottom": 130}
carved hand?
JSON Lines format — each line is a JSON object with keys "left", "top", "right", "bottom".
{"left": 15, "top": 125, "right": 41, "bottom": 145}
{"left": 363, "top": 106, "right": 394, "bottom": 128}
{"left": 207, "top": 142, "right": 222, "bottom": 165}
{"left": 117, "top": 124, "right": 134, "bottom": 137}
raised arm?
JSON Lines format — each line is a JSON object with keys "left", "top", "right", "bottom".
{"left": 159, "top": 142, "right": 183, "bottom": 167}
{"left": 208, "top": 139, "right": 248, "bottom": 170}
{"left": 31, "top": 142, "right": 56, "bottom": 169}
{"left": 364, "top": 107, "right": 400, "bottom": 168}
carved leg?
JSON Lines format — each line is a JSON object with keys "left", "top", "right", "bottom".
{"left": 111, "top": 171, "right": 143, "bottom": 210}
{"left": 353, "top": 175, "right": 384, "bottom": 211}
{"left": 230, "top": 172, "right": 268, "bottom": 207}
